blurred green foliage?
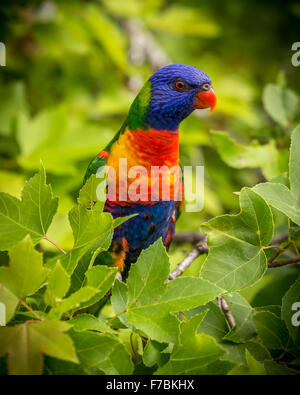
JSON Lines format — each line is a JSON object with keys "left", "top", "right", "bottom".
{"left": 0, "top": 1, "right": 299, "bottom": 250}
{"left": 0, "top": 0, "right": 299, "bottom": 248}
{"left": 0, "top": 0, "right": 300, "bottom": 376}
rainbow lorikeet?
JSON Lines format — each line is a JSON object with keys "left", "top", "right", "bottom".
{"left": 84, "top": 64, "right": 216, "bottom": 275}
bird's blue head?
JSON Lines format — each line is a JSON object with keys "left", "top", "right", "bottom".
{"left": 144, "top": 64, "right": 216, "bottom": 131}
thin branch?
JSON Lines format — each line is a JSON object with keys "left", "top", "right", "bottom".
{"left": 19, "top": 298, "right": 43, "bottom": 321}
{"left": 168, "top": 236, "right": 208, "bottom": 281}
{"left": 217, "top": 296, "right": 235, "bottom": 329}
{"left": 43, "top": 234, "right": 67, "bottom": 255}
{"left": 172, "top": 231, "right": 206, "bottom": 245}
{"left": 125, "top": 19, "right": 170, "bottom": 92}
{"left": 167, "top": 236, "right": 236, "bottom": 328}
{"left": 268, "top": 256, "right": 300, "bottom": 268}
{"left": 271, "top": 231, "right": 290, "bottom": 245}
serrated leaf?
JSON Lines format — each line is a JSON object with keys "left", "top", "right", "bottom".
{"left": 70, "top": 331, "right": 134, "bottom": 375}
{"left": 200, "top": 188, "right": 273, "bottom": 292}
{"left": 221, "top": 342, "right": 247, "bottom": 366}
{"left": 49, "top": 286, "right": 98, "bottom": 319}
{"left": 116, "top": 328, "right": 143, "bottom": 364}
{"left": 111, "top": 279, "right": 131, "bottom": 328}
{"left": 245, "top": 340, "right": 272, "bottom": 362}
{"left": 253, "top": 124, "right": 300, "bottom": 226}
{"left": 113, "top": 214, "right": 138, "bottom": 229}
{"left": 155, "top": 313, "right": 225, "bottom": 374}
{"left": 76, "top": 265, "right": 117, "bottom": 310}
{"left": 60, "top": 210, "right": 113, "bottom": 274}
{"left": 187, "top": 359, "right": 236, "bottom": 375}
{"left": 143, "top": 340, "right": 169, "bottom": 368}
{"left": 228, "top": 349, "right": 266, "bottom": 375}
{"left": 77, "top": 174, "right": 102, "bottom": 209}
{"left": 264, "top": 360, "right": 300, "bottom": 375}
{"left": 120, "top": 239, "right": 224, "bottom": 344}
{"left": 0, "top": 235, "right": 48, "bottom": 298}
{"left": 0, "top": 165, "right": 58, "bottom": 250}
{"left": 70, "top": 313, "right": 114, "bottom": 334}
{"left": 223, "top": 293, "right": 256, "bottom": 343}
{"left": 186, "top": 302, "right": 228, "bottom": 341}
{"left": 282, "top": 275, "right": 300, "bottom": 347}
{"left": 253, "top": 311, "right": 290, "bottom": 350}
{"left": 0, "top": 320, "right": 78, "bottom": 374}
{"left": 45, "top": 261, "right": 70, "bottom": 306}
{"left": 46, "top": 177, "right": 114, "bottom": 275}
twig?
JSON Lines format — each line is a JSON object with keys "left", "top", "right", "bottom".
{"left": 268, "top": 256, "right": 300, "bottom": 268}
{"left": 125, "top": 19, "right": 171, "bottom": 91}
{"left": 43, "top": 234, "right": 67, "bottom": 255}
{"left": 167, "top": 236, "right": 208, "bottom": 281}
{"left": 19, "top": 298, "right": 43, "bottom": 321}
{"left": 172, "top": 231, "right": 206, "bottom": 245}
{"left": 271, "top": 231, "right": 290, "bottom": 245}
{"left": 217, "top": 296, "right": 235, "bottom": 329}
{"left": 167, "top": 236, "right": 235, "bottom": 327}
{"left": 125, "top": 19, "right": 170, "bottom": 70}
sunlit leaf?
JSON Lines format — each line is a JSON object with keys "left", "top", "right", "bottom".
{"left": 0, "top": 165, "right": 58, "bottom": 250}
{"left": 200, "top": 188, "right": 273, "bottom": 291}
{"left": 0, "top": 320, "right": 78, "bottom": 375}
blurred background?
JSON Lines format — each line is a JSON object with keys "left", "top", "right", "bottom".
{"left": 0, "top": 0, "right": 299, "bottom": 280}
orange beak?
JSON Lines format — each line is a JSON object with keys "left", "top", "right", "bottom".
{"left": 194, "top": 88, "right": 217, "bottom": 113}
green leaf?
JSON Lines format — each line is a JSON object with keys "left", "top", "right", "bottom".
{"left": 0, "top": 235, "right": 48, "bottom": 298}
{"left": 200, "top": 188, "right": 273, "bottom": 292}
{"left": 61, "top": 211, "right": 113, "bottom": 274}
{"left": 211, "top": 131, "right": 283, "bottom": 180}
{"left": 44, "top": 261, "right": 70, "bottom": 306}
{"left": 223, "top": 293, "right": 256, "bottom": 343}
{"left": 47, "top": 176, "right": 114, "bottom": 275}
{"left": 77, "top": 174, "right": 102, "bottom": 209}
{"left": 70, "top": 313, "right": 114, "bottom": 334}
{"left": 143, "top": 340, "right": 169, "bottom": 368}
{"left": 228, "top": 349, "right": 266, "bottom": 375}
{"left": 116, "top": 328, "right": 143, "bottom": 364}
{"left": 0, "top": 165, "right": 58, "bottom": 250}
{"left": 0, "top": 283, "right": 18, "bottom": 324}
{"left": 155, "top": 313, "right": 225, "bottom": 374}
{"left": 0, "top": 320, "right": 78, "bottom": 374}
{"left": 77, "top": 265, "right": 117, "bottom": 310}
{"left": 111, "top": 279, "right": 132, "bottom": 328}
{"left": 48, "top": 286, "right": 98, "bottom": 319}
{"left": 70, "top": 331, "right": 134, "bottom": 375}
{"left": 245, "top": 340, "right": 272, "bottom": 362}
{"left": 44, "top": 356, "right": 87, "bottom": 375}
{"left": 264, "top": 360, "right": 300, "bottom": 375}
{"left": 187, "top": 359, "right": 236, "bottom": 375}
{"left": 221, "top": 342, "right": 247, "bottom": 366}
{"left": 263, "top": 84, "right": 298, "bottom": 126}
{"left": 253, "top": 311, "right": 290, "bottom": 350}
{"left": 186, "top": 302, "right": 228, "bottom": 341}
{"left": 113, "top": 214, "right": 138, "bottom": 229}
{"left": 253, "top": 124, "right": 300, "bottom": 226}
{"left": 121, "top": 239, "right": 224, "bottom": 343}
{"left": 281, "top": 275, "right": 300, "bottom": 347}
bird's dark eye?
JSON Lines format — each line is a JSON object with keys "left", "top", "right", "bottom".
{"left": 201, "top": 83, "right": 211, "bottom": 91}
{"left": 175, "top": 81, "right": 185, "bottom": 90}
